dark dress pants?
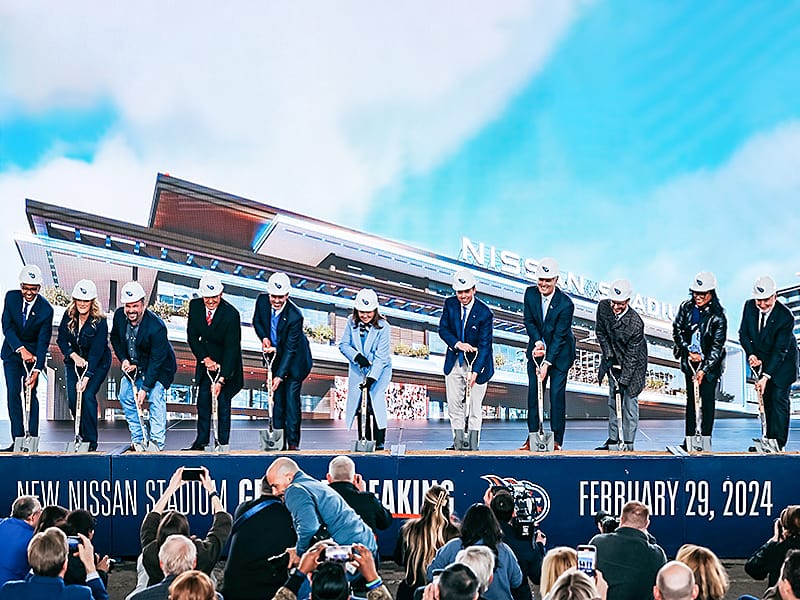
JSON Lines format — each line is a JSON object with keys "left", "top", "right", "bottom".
{"left": 65, "top": 365, "right": 109, "bottom": 446}
{"left": 684, "top": 373, "right": 717, "bottom": 436}
{"left": 764, "top": 381, "right": 790, "bottom": 448}
{"left": 273, "top": 377, "right": 303, "bottom": 448}
{"left": 194, "top": 377, "right": 232, "bottom": 445}
{"left": 4, "top": 359, "right": 40, "bottom": 437}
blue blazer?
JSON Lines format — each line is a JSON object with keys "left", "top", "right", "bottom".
{"left": 338, "top": 316, "right": 392, "bottom": 429}
{"left": 110, "top": 308, "right": 177, "bottom": 392}
{"left": 252, "top": 296, "right": 312, "bottom": 381}
{"left": 523, "top": 286, "right": 576, "bottom": 371}
{"left": 438, "top": 296, "right": 494, "bottom": 385}
{"left": 57, "top": 313, "right": 112, "bottom": 380}
{"left": 0, "top": 573, "right": 107, "bottom": 600}
{"left": 1, "top": 291, "right": 54, "bottom": 370}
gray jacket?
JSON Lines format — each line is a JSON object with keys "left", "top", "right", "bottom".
{"left": 596, "top": 300, "right": 648, "bottom": 398}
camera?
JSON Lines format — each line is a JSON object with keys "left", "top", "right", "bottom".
{"left": 67, "top": 536, "right": 81, "bottom": 552}
{"left": 323, "top": 545, "right": 351, "bottom": 562}
{"left": 594, "top": 510, "right": 619, "bottom": 533}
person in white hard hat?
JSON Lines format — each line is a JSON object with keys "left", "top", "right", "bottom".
{"left": 521, "top": 258, "right": 576, "bottom": 451}
{"left": 252, "top": 272, "right": 312, "bottom": 450}
{"left": 1, "top": 265, "right": 54, "bottom": 451}
{"left": 438, "top": 269, "right": 495, "bottom": 450}
{"left": 185, "top": 273, "right": 244, "bottom": 450}
{"left": 593, "top": 279, "right": 648, "bottom": 451}
{"left": 109, "top": 281, "right": 177, "bottom": 451}
{"left": 338, "top": 288, "right": 392, "bottom": 449}
{"left": 738, "top": 275, "right": 798, "bottom": 451}
{"left": 672, "top": 271, "right": 728, "bottom": 445}
{"left": 55, "top": 280, "right": 111, "bottom": 451}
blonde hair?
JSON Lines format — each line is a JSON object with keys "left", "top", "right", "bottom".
{"left": 675, "top": 544, "right": 728, "bottom": 600}
{"left": 168, "top": 570, "right": 215, "bottom": 600}
{"left": 540, "top": 546, "right": 578, "bottom": 596}
{"left": 67, "top": 299, "right": 104, "bottom": 336}
{"left": 400, "top": 485, "right": 459, "bottom": 585}
{"left": 545, "top": 569, "right": 597, "bottom": 600}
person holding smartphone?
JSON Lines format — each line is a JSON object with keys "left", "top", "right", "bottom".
{"left": 138, "top": 467, "right": 232, "bottom": 587}
{"left": 745, "top": 505, "right": 800, "bottom": 587}
{"left": 589, "top": 501, "right": 666, "bottom": 600}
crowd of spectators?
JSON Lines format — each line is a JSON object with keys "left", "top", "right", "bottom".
{"left": 1, "top": 471, "right": 798, "bottom": 600}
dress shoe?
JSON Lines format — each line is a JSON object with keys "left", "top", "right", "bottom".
{"left": 445, "top": 445, "right": 455, "bottom": 451}
{"left": 0, "top": 444, "right": 15, "bottom": 453}
{"left": 554, "top": 442, "right": 562, "bottom": 451}
{"left": 181, "top": 444, "right": 205, "bottom": 451}
{"left": 748, "top": 446, "right": 758, "bottom": 452}
{"left": 595, "top": 439, "right": 617, "bottom": 450}
{"left": 287, "top": 444, "right": 299, "bottom": 451}
{"left": 518, "top": 438, "right": 531, "bottom": 451}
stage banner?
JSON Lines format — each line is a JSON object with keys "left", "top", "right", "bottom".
{"left": 3, "top": 453, "right": 799, "bottom": 558}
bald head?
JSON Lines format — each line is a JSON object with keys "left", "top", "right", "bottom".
{"left": 265, "top": 457, "right": 300, "bottom": 496}
{"left": 655, "top": 561, "right": 698, "bottom": 600}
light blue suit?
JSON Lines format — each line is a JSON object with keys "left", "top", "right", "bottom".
{"left": 338, "top": 316, "right": 392, "bottom": 429}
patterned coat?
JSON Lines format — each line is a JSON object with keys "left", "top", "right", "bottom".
{"left": 595, "top": 299, "right": 648, "bottom": 398}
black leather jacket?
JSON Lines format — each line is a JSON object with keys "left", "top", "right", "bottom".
{"left": 672, "top": 299, "right": 727, "bottom": 381}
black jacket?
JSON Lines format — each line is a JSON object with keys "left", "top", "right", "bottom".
{"left": 110, "top": 309, "right": 177, "bottom": 392}
{"left": 328, "top": 481, "right": 392, "bottom": 534}
{"left": 252, "top": 296, "right": 312, "bottom": 381}
{"left": 221, "top": 495, "right": 297, "bottom": 600}
{"left": 672, "top": 299, "right": 727, "bottom": 381}
{"left": 57, "top": 313, "right": 112, "bottom": 381}
{"left": 187, "top": 297, "right": 243, "bottom": 394}
{"left": 595, "top": 300, "right": 648, "bottom": 398}
{"left": 745, "top": 536, "right": 800, "bottom": 587}
{"left": 739, "top": 299, "right": 799, "bottom": 389}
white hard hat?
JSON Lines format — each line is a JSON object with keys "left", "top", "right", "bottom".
{"left": 354, "top": 288, "right": 379, "bottom": 311}
{"left": 198, "top": 273, "right": 224, "bottom": 297}
{"left": 71, "top": 279, "right": 97, "bottom": 301}
{"left": 19, "top": 265, "right": 43, "bottom": 286}
{"left": 536, "top": 257, "right": 559, "bottom": 280}
{"left": 608, "top": 279, "right": 632, "bottom": 301}
{"left": 752, "top": 275, "right": 777, "bottom": 300}
{"left": 452, "top": 269, "right": 477, "bottom": 292}
{"left": 690, "top": 271, "right": 717, "bottom": 292}
{"left": 266, "top": 272, "right": 291, "bottom": 296}
{"left": 120, "top": 281, "right": 146, "bottom": 304}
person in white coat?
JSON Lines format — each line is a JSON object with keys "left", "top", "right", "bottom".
{"left": 338, "top": 288, "right": 392, "bottom": 450}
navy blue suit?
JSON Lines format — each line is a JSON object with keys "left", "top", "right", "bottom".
{"left": 523, "top": 286, "right": 576, "bottom": 442}
{"left": 56, "top": 312, "right": 112, "bottom": 447}
{"left": 252, "top": 296, "right": 312, "bottom": 448}
{"left": 1, "top": 290, "right": 54, "bottom": 438}
{"left": 438, "top": 296, "right": 494, "bottom": 384}
{"left": 187, "top": 297, "right": 243, "bottom": 446}
{"left": 0, "top": 572, "right": 107, "bottom": 600}
{"left": 739, "top": 299, "right": 799, "bottom": 448}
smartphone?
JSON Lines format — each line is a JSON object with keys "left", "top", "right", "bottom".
{"left": 67, "top": 536, "right": 81, "bottom": 552}
{"left": 182, "top": 467, "right": 204, "bottom": 481}
{"left": 323, "top": 545, "right": 351, "bottom": 562}
{"left": 577, "top": 544, "right": 597, "bottom": 577}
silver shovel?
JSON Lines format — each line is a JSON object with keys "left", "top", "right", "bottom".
{"left": 752, "top": 366, "right": 781, "bottom": 454}
{"left": 607, "top": 368, "right": 626, "bottom": 452}
{"left": 65, "top": 364, "right": 91, "bottom": 453}
{"left": 259, "top": 350, "right": 284, "bottom": 451}
{"left": 14, "top": 361, "right": 40, "bottom": 453}
{"left": 528, "top": 354, "right": 554, "bottom": 452}
{"left": 685, "top": 361, "right": 712, "bottom": 453}
{"left": 454, "top": 351, "right": 479, "bottom": 451}
{"left": 124, "top": 367, "right": 159, "bottom": 452}
{"left": 352, "top": 370, "right": 376, "bottom": 453}
{"left": 208, "top": 368, "right": 229, "bottom": 454}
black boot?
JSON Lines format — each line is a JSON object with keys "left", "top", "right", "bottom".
{"left": 375, "top": 428, "right": 386, "bottom": 451}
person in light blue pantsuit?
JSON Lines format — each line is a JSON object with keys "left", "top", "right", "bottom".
{"left": 338, "top": 288, "right": 392, "bottom": 450}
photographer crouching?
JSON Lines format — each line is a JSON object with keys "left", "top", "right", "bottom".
{"left": 489, "top": 490, "right": 546, "bottom": 586}
{"left": 275, "top": 542, "right": 390, "bottom": 600}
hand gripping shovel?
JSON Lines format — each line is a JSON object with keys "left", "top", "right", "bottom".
{"left": 607, "top": 367, "right": 626, "bottom": 452}
{"left": 685, "top": 361, "right": 712, "bottom": 453}
{"left": 124, "top": 367, "right": 159, "bottom": 452}
{"left": 752, "top": 366, "right": 780, "bottom": 454}
{"left": 352, "top": 369, "right": 376, "bottom": 453}
{"left": 454, "top": 351, "right": 479, "bottom": 451}
{"left": 528, "top": 354, "right": 554, "bottom": 452}
{"left": 13, "top": 361, "right": 40, "bottom": 453}
{"left": 65, "top": 364, "right": 91, "bottom": 453}
{"left": 208, "top": 368, "right": 229, "bottom": 454}
{"left": 259, "top": 351, "right": 284, "bottom": 451}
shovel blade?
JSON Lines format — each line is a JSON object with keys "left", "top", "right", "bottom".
{"left": 351, "top": 439, "right": 376, "bottom": 453}
{"left": 13, "top": 436, "right": 39, "bottom": 453}
{"left": 214, "top": 443, "right": 230, "bottom": 454}
{"left": 259, "top": 429, "right": 284, "bottom": 452}
{"left": 685, "top": 435, "right": 712, "bottom": 453}
{"left": 64, "top": 440, "right": 91, "bottom": 453}
{"left": 529, "top": 431, "right": 554, "bottom": 453}
{"left": 754, "top": 438, "right": 781, "bottom": 454}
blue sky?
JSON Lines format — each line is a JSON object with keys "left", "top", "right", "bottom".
{"left": 1, "top": 1, "right": 799, "bottom": 317}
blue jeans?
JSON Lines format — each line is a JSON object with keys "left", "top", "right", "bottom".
{"left": 119, "top": 377, "right": 166, "bottom": 449}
